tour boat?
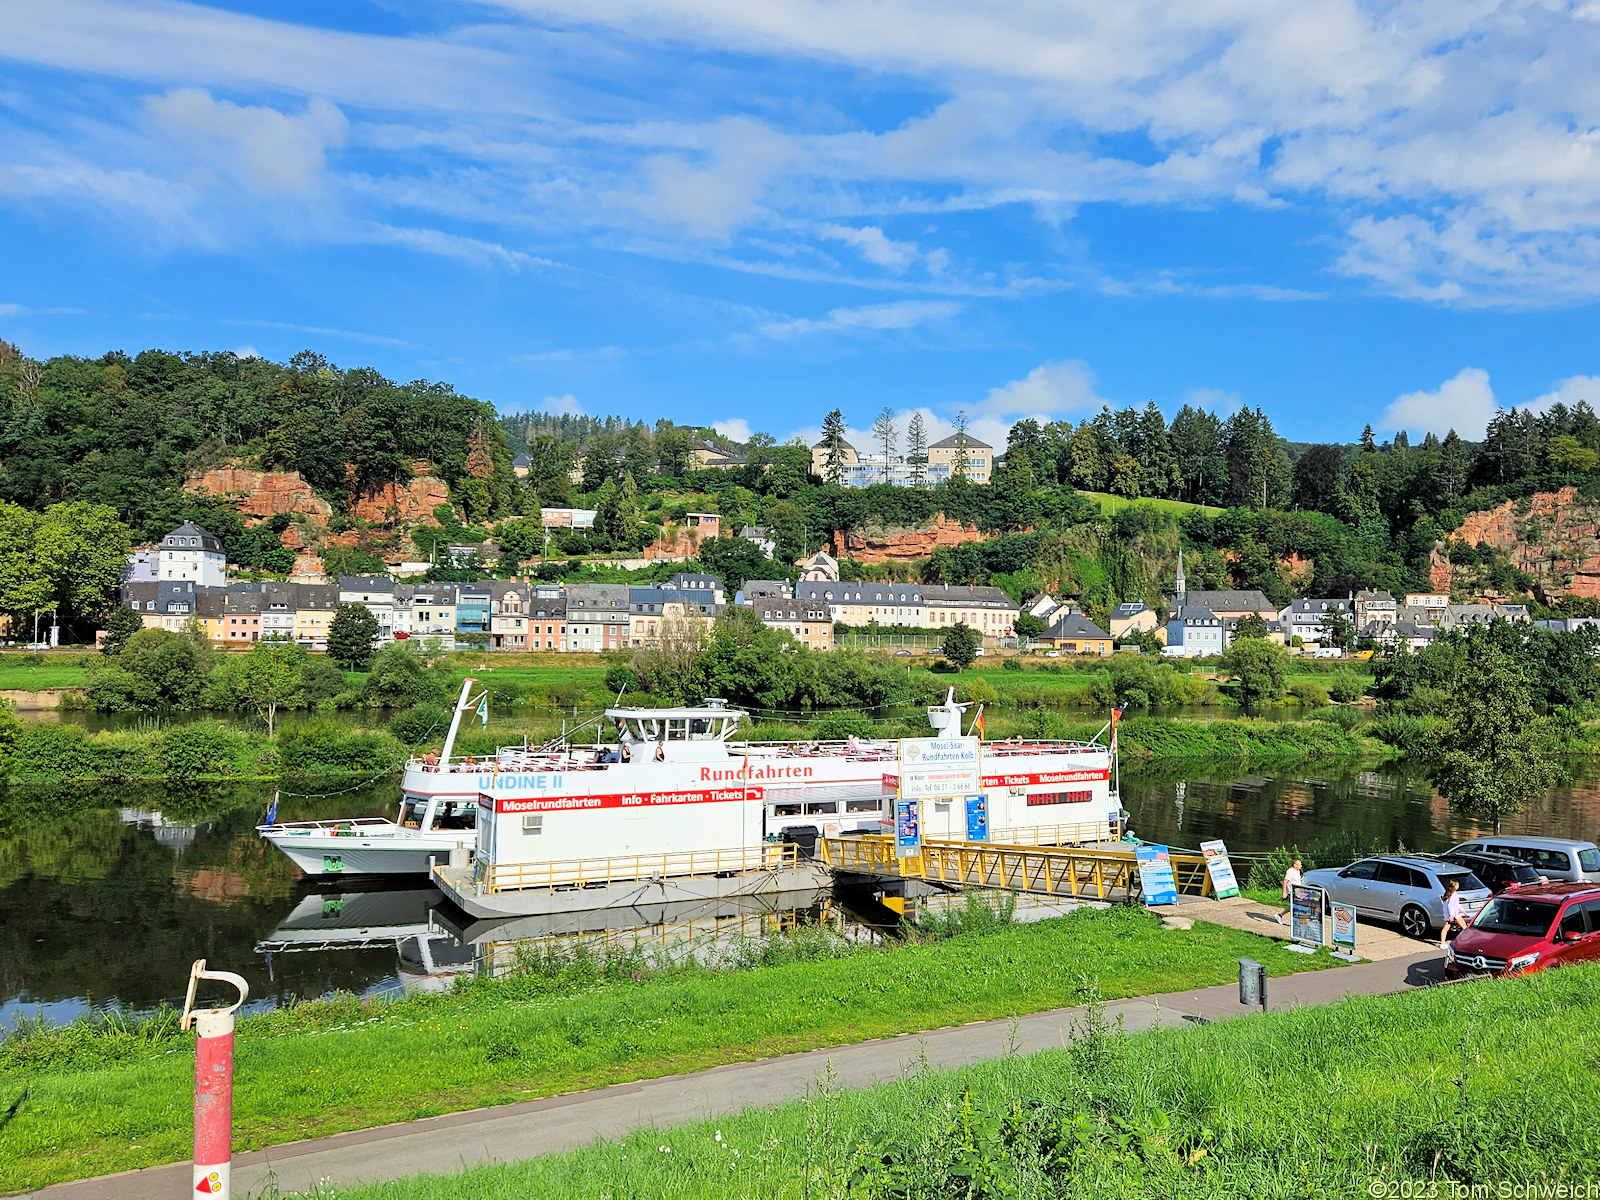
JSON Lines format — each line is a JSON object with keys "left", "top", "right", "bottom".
{"left": 257, "top": 679, "right": 489, "bottom": 877}
{"left": 429, "top": 690, "right": 1122, "bottom": 919}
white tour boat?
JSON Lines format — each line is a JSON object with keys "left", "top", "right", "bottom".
{"left": 257, "top": 679, "right": 489, "bottom": 877}
{"left": 428, "top": 691, "right": 1123, "bottom": 918}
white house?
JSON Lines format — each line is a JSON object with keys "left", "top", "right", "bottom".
{"left": 159, "top": 522, "right": 226, "bottom": 587}
{"left": 1279, "top": 598, "right": 1351, "bottom": 645}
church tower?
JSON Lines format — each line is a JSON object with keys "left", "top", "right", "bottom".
{"left": 1174, "top": 547, "right": 1187, "bottom": 605}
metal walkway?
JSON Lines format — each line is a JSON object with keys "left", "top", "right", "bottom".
{"left": 819, "top": 834, "right": 1218, "bottom": 902}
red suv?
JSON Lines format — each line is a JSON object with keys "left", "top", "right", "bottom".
{"left": 1445, "top": 884, "right": 1600, "bottom": 978}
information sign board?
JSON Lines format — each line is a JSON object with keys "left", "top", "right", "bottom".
{"left": 1134, "top": 843, "right": 1179, "bottom": 906}
{"left": 1199, "top": 839, "right": 1240, "bottom": 899}
{"left": 894, "top": 798, "right": 921, "bottom": 858}
{"left": 1290, "top": 884, "right": 1326, "bottom": 948}
{"left": 964, "top": 795, "right": 989, "bottom": 842}
{"left": 897, "top": 737, "right": 982, "bottom": 800}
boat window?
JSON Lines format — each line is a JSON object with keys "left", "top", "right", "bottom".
{"left": 667, "top": 718, "right": 689, "bottom": 740}
{"left": 805, "top": 802, "right": 838, "bottom": 814}
{"left": 846, "top": 798, "right": 881, "bottom": 812}
{"left": 689, "top": 718, "right": 713, "bottom": 739}
{"left": 774, "top": 803, "right": 802, "bottom": 816}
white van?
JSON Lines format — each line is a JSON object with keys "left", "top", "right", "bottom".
{"left": 1445, "top": 836, "right": 1600, "bottom": 884}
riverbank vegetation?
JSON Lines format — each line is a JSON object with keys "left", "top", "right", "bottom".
{"left": 0, "top": 905, "right": 1335, "bottom": 1193}
{"left": 323, "top": 964, "right": 1600, "bottom": 1200}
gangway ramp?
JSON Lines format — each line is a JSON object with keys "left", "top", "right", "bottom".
{"left": 820, "top": 834, "right": 1218, "bottom": 902}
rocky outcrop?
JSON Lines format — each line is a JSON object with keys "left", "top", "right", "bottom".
{"left": 185, "top": 467, "right": 333, "bottom": 522}
{"left": 349, "top": 474, "right": 450, "bottom": 525}
{"left": 832, "top": 514, "right": 986, "bottom": 564}
{"left": 1432, "top": 486, "right": 1600, "bottom": 599}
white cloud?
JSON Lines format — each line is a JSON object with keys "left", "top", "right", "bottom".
{"left": 633, "top": 116, "right": 793, "bottom": 237}
{"left": 1382, "top": 368, "right": 1498, "bottom": 441}
{"left": 714, "top": 417, "right": 752, "bottom": 441}
{"left": 232, "top": 344, "right": 258, "bottom": 358}
{"left": 218, "top": 318, "right": 413, "bottom": 348}
{"left": 758, "top": 299, "right": 962, "bottom": 339}
{"left": 1532, "top": 376, "right": 1600, "bottom": 413}
{"left": 1181, "top": 387, "right": 1244, "bottom": 412}
{"left": 540, "top": 393, "right": 584, "bottom": 416}
{"left": 981, "top": 360, "right": 1104, "bottom": 418}
{"left": 817, "top": 224, "right": 921, "bottom": 272}
{"left": 145, "top": 88, "right": 346, "bottom": 195}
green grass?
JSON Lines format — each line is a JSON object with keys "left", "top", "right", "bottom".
{"left": 1077, "top": 491, "right": 1224, "bottom": 517}
{"left": 0, "top": 656, "right": 89, "bottom": 690}
{"left": 0, "top": 906, "right": 1336, "bottom": 1193}
{"left": 323, "top": 965, "right": 1600, "bottom": 1200}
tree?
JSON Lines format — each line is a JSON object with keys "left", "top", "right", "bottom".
{"left": 235, "top": 641, "right": 306, "bottom": 736}
{"left": 1014, "top": 612, "right": 1048, "bottom": 641}
{"left": 328, "top": 603, "right": 380, "bottom": 670}
{"left": 84, "top": 627, "right": 209, "bottom": 711}
{"left": 820, "top": 409, "right": 849, "bottom": 485}
{"left": 1548, "top": 434, "right": 1599, "bottom": 475}
{"left": 906, "top": 413, "right": 928, "bottom": 488}
{"left": 1320, "top": 609, "right": 1355, "bottom": 651}
{"left": 951, "top": 411, "right": 972, "bottom": 479}
{"left": 1291, "top": 444, "right": 1345, "bottom": 513}
{"left": 362, "top": 641, "right": 450, "bottom": 708}
{"left": 872, "top": 407, "right": 898, "bottom": 484}
{"left": 941, "top": 621, "right": 982, "bottom": 670}
{"left": 1233, "top": 613, "right": 1268, "bottom": 640}
{"left": 1424, "top": 631, "right": 1562, "bottom": 834}
{"left": 100, "top": 606, "right": 144, "bottom": 656}
{"left": 1221, "top": 637, "right": 1288, "bottom": 712}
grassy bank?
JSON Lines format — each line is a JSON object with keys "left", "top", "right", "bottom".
{"left": 0, "top": 906, "right": 1336, "bottom": 1193}
{"left": 1115, "top": 714, "right": 1395, "bottom": 767}
{"left": 325, "top": 965, "right": 1600, "bottom": 1200}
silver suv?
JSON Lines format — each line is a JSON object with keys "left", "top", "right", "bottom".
{"left": 1301, "top": 855, "right": 1493, "bottom": 940}
{"left": 1445, "top": 837, "right": 1600, "bottom": 884}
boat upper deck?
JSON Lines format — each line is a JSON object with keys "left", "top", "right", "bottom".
{"left": 404, "top": 737, "right": 1109, "bottom": 777}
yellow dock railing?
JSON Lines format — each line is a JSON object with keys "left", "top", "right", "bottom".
{"left": 819, "top": 835, "right": 1214, "bottom": 901}
{"left": 478, "top": 842, "right": 800, "bottom": 895}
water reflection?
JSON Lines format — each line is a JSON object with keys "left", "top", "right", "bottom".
{"left": 4, "top": 761, "right": 1598, "bottom": 1031}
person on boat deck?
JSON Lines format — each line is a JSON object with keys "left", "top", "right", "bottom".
{"left": 654, "top": 742, "right": 666, "bottom": 762}
{"left": 620, "top": 742, "right": 632, "bottom": 763}
{"left": 423, "top": 750, "right": 439, "bottom": 770}
{"left": 845, "top": 735, "right": 860, "bottom": 754}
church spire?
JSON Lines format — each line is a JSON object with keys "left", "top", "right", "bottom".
{"left": 1175, "top": 547, "right": 1187, "bottom": 604}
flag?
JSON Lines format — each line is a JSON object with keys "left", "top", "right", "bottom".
{"left": 264, "top": 792, "right": 279, "bottom": 825}
{"left": 475, "top": 693, "right": 490, "bottom": 728}
{"left": 1110, "top": 707, "right": 1123, "bottom": 751}
{"left": 974, "top": 704, "right": 985, "bottom": 739}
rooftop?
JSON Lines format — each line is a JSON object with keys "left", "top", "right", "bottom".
{"left": 929, "top": 431, "right": 991, "bottom": 450}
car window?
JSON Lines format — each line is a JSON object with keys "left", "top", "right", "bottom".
{"left": 1511, "top": 864, "right": 1543, "bottom": 885}
{"left": 1485, "top": 843, "right": 1523, "bottom": 861}
{"left": 1340, "top": 860, "right": 1378, "bottom": 880}
{"left": 1583, "top": 900, "right": 1600, "bottom": 931}
{"left": 1475, "top": 897, "right": 1559, "bottom": 937}
{"left": 1579, "top": 848, "right": 1600, "bottom": 873}
{"left": 1533, "top": 849, "right": 1574, "bottom": 872}
{"left": 1438, "top": 870, "right": 1486, "bottom": 893}
{"left": 1374, "top": 862, "right": 1412, "bottom": 885}
{"left": 1559, "top": 906, "right": 1587, "bottom": 939}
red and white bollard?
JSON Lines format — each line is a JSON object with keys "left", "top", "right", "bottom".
{"left": 181, "top": 959, "right": 249, "bottom": 1199}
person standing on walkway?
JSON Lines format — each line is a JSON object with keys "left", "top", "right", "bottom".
{"left": 1276, "top": 857, "right": 1303, "bottom": 925}
{"left": 1439, "top": 878, "right": 1469, "bottom": 947}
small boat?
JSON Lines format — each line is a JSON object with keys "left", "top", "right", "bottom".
{"left": 257, "top": 679, "right": 488, "bottom": 877}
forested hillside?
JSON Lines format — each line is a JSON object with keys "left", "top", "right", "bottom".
{"left": 3, "top": 338, "right": 1599, "bottom": 627}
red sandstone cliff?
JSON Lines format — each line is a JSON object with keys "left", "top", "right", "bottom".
{"left": 1433, "top": 486, "right": 1600, "bottom": 599}
{"left": 831, "top": 514, "right": 987, "bottom": 564}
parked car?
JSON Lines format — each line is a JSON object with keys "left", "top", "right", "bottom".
{"left": 23, "top": 642, "right": 49, "bottom": 651}
{"left": 1445, "top": 884, "right": 1600, "bottom": 978}
{"left": 1045, "top": 651, "right": 1061, "bottom": 658}
{"left": 1445, "top": 836, "right": 1600, "bottom": 884}
{"left": 973, "top": 648, "right": 986, "bottom": 657}
{"left": 1301, "top": 855, "right": 1493, "bottom": 940}
{"left": 1435, "top": 849, "right": 1545, "bottom": 895}
{"left": 1311, "top": 646, "right": 1344, "bottom": 659}
{"left": 894, "top": 650, "right": 913, "bottom": 657}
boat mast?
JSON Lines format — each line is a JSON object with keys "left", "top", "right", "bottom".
{"left": 440, "top": 677, "right": 477, "bottom": 763}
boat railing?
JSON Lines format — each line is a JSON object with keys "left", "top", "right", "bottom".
{"left": 463, "top": 842, "right": 801, "bottom": 895}
{"left": 259, "top": 816, "right": 396, "bottom": 834}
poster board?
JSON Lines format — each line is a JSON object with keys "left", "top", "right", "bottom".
{"left": 894, "top": 798, "right": 921, "bottom": 859}
{"left": 1135, "top": 843, "right": 1179, "bottom": 906}
{"left": 1331, "top": 902, "right": 1358, "bottom": 959}
{"left": 964, "top": 795, "right": 989, "bottom": 842}
{"left": 1289, "top": 884, "right": 1326, "bottom": 948}
{"left": 1199, "top": 839, "right": 1240, "bottom": 899}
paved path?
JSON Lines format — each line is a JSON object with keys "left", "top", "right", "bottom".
{"left": 28, "top": 949, "right": 1446, "bottom": 1200}
{"left": 1168, "top": 894, "right": 1424, "bottom": 961}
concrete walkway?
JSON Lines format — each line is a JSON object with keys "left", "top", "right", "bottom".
{"left": 1168, "top": 894, "right": 1425, "bottom": 961}
{"left": 29, "top": 949, "right": 1446, "bottom": 1200}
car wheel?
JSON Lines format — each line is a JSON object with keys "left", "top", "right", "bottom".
{"left": 1400, "top": 904, "right": 1432, "bottom": 940}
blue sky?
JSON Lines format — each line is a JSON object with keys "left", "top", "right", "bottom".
{"left": 3, "top": 1, "right": 1600, "bottom": 451}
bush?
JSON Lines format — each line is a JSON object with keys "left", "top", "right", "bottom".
{"left": 300, "top": 657, "right": 349, "bottom": 705}
{"left": 157, "top": 721, "right": 242, "bottom": 782}
{"left": 1306, "top": 705, "right": 1364, "bottom": 730}
{"left": 1288, "top": 681, "right": 1329, "bottom": 707}
{"left": 604, "top": 663, "right": 636, "bottom": 695}
{"left": 1001, "top": 656, "right": 1022, "bottom": 671}
{"left": 1368, "top": 712, "right": 1437, "bottom": 754}
{"left": 361, "top": 642, "right": 451, "bottom": 708}
{"left": 956, "top": 679, "right": 997, "bottom": 705}
{"left": 1327, "top": 670, "right": 1366, "bottom": 704}
{"left": 807, "top": 712, "right": 879, "bottom": 740}
{"left": 276, "top": 721, "right": 405, "bottom": 775}
{"left": 1248, "top": 844, "right": 1308, "bottom": 892}
{"left": 9, "top": 723, "right": 98, "bottom": 780}
{"left": 389, "top": 706, "right": 449, "bottom": 745}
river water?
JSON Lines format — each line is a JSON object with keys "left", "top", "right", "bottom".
{"left": 4, "top": 762, "right": 1598, "bottom": 1031}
